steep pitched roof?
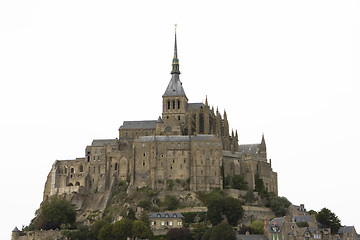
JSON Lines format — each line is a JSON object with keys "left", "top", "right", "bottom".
{"left": 187, "top": 102, "right": 205, "bottom": 110}
{"left": 91, "top": 139, "right": 116, "bottom": 146}
{"left": 163, "top": 74, "right": 187, "bottom": 97}
{"left": 238, "top": 144, "right": 261, "bottom": 156}
{"left": 119, "top": 120, "right": 157, "bottom": 129}
{"left": 293, "top": 215, "right": 312, "bottom": 223}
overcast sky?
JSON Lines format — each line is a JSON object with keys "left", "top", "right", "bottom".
{"left": 1, "top": 1, "right": 359, "bottom": 239}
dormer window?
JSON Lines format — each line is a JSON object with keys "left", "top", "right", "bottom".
{"left": 165, "top": 214, "right": 169, "bottom": 218}
{"left": 157, "top": 213, "right": 161, "bottom": 218}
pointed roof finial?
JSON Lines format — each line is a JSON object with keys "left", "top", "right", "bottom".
{"left": 171, "top": 24, "right": 180, "bottom": 75}
{"left": 205, "top": 95, "right": 208, "bottom": 106}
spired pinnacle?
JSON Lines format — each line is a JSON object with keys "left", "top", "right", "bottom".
{"left": 171, "top": 24, "right": 180, "bottom": 75}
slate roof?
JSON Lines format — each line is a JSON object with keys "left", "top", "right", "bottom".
{"left": 192, "top": 134, "right": 219, "bottom": 141}
{"left": 293, "top": 215, "right": 312, "bottom": 223}
{"left": 236, "top": 235, "right": 268, "bottom": 240}
{"left": 91, "top": 139, "right": 116, "bottom": 146}
{"left": 187, "top": 102, "right": 205, "bottom": 110}
{"left": 149, "top": 212, "right": 185, "bottom": 218}
{"left": 138, "top": 136, "right": 191, "bottom": 142}
{"left": 119, "top": 120, "right": 157, "bottom": 129}
{"left": 268, "top": 217, "right": 284, "bottom": 233}
{"left": 339, "top": 226, "right": 357, "bottom": 234}
{"left": 163, "top": 74, "right": 187, "bottom": 97}
{"left": 238, "top": 144, "right": 261, "bottom": 156}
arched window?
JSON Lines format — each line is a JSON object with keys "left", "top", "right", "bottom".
{"left": 167, "top": 101, "right": 170, "bottom": 109}
{"left": 75, "top": 182, "right": 80, "bottom": 186}
{"left": 177, "top": 100, "right": 180, "bottom": 109}
{"left": 79, "top": 165, "right": 83, "bottom": 172}
{"left": 70, "top": 167, "right": 74, "bottom": 173}
{"left": 115, "top": 163, "right": 118, "bottom": 170}
{"left": 64, "top": 167, "right": 67, "bottom": 173}
{"left": 172, "top": 100, "right": 175, "bottom": 109}
{"left": 68, "top": 183, "right": 73, "bottom": 186}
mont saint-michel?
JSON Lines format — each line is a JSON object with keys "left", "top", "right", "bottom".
{"left": 12, "top": 30, "right": 358, "bottom": 240}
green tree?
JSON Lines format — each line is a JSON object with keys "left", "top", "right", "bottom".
{"left": 140, "top": 211, "right": 151, "bottom": 227}
{"left": 207, "top": 196, "right": 243, "bottom": 226}
{"left": 316, "top": 208, "right": 341, "bottom": 234}
{"left": 38, "top": 196, "right": 76, "bottom": 230}
{"left": 269, "top": 196, "right": 291, "bottom": 217}
{"left": 112, "top": 218, "right": 133, "bottom": 240}
{"left": 203, "top": 222, "right": 236, "bottom": 240}
{"left": 191, "top": 222, "right": 209, "bottom": 240}
{"left": 132, "top": 220, "right": 153, "bottom": 240}
{"left": 164, "top": 195, "right": 180, "bottom": 210}
{"left": 249, "top": 220, "right": 264, "bottom": 234}
{"left": 254, "top": 173, "right": 267, "bottom": 197}
{"left": 138, "top": 199, "right": 152, "bottom": 210}
{"left": 222, "top": 196, "right": 244, "bottom": 226}
{"left": 90, "top": 219, "right": 107, "bottom": 239}
{"left": 244, "top": 190, "right": 256, "bottom": 204}
{"left": 232, "top": 175, "right": 248, "bottom": 190}
{"left": 98, "top": 223, "right": 113, "bottom": 240}
{"left": 62, "top": 225, "right": 91, "bottom": 240}
{"left": 127, "top": 208, "right": 137, "bottom": 220}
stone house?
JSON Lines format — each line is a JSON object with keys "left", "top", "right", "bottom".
{"left": 149, "top": 212, "right": 185, "bottom": 235}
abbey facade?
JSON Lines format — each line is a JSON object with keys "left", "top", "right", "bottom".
{"left": 43, "top": 32, "right": 278, "bottom": 201}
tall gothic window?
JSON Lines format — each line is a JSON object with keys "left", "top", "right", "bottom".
{"left": 167, "top": 101, "right": 170, "bottom": 109}
{"left": 172, "top": 100, "right": 175, "bottom": 109}
{"left": 177, "top": 100, "right": 180, "bottom": 109}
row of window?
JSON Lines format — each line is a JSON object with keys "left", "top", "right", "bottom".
{"left": 151, "top": 221, "right": 182, "bottom": 226}
{"left": 167, "top": 100, "right": 181, "bottom": 110}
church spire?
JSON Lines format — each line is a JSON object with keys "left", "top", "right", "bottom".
{"left": 171, "top": 25, "right": 180, "bottom": 75}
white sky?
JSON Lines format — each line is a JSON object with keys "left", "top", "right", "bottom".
{"left": 1, "top": 1, "right": 359, "bottom": 239}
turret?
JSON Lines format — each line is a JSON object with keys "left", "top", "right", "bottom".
{"left": 259, "top": 133, "right": 267, "bottom": 159}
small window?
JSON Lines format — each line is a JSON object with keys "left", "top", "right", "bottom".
{"left": 173, "top": 213, "right": 177, "bottom": 217}
{"left": 71, "top": 168, "right": 74, "bottom": 173}
{"left": 165, "top": 214, "right": 169, "bottom": 218}
{"left": 177, "top": 143, "right": 181, "bottom": 147}
{"left": 142, "top": 143, "right": 145, "bottom": 148}
{"left": 172, "top": 100, "right": 175, "bottom": 109}
{"left": 178, "top": 115, "right": 180, "bottom": 120}
{"left": 79, "top": 165, "right": 83, "bottom": 172}
{"left": 143, "top": 160, "right": 146, "bottom": 166}
{"left": 167, "top": 101, "right": 170, "bottom": 109}
{"left": 115, "top": 163, "right": 118, "bottom": 170}
{"left": 177, "top": 100, "right": 180, "bottom": 109}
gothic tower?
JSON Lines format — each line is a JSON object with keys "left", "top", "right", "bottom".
{"left": 162, "top": 28, "right": 188, "bottom": 124}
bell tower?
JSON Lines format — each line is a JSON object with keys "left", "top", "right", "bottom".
{"left": 162, "top": 26, "right": 188, "bottom": 123}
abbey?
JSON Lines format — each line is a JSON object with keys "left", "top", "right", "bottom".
{"left": 43, "top": 32, "right": 278, "bottom": 201}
